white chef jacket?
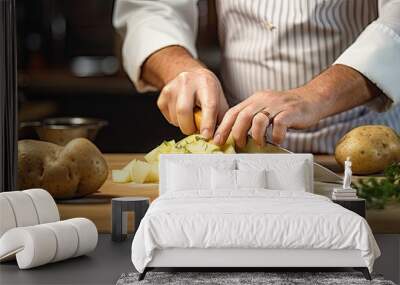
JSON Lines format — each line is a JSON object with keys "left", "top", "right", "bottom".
{"left": 113, "top": 0, "right": 400, "bottom": 153}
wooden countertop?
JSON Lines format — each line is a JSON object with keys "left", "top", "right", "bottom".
{"left": 57, "top": 154, "right": 400, "bottom": 234}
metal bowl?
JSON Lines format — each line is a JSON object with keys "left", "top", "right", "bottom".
{"left": 20, "top": 117, "right": 108, "bottom": 145}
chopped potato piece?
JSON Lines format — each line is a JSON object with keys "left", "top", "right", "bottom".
{"left": 169, "top": 145, "right": 188, "bottom": 154}
{"left": 223, "top": 145, "right": 236, "bottom": 154}
{"left": 144, "top": 140, "right": 175, "bottom": 162}
{"left": 123, "top": 159, "right": 136, "bottom": 171}
{"left": 128, "top": 160, "right": 151, "bottom": 183}
{"left": 114, "top": 130, "right": 239, "bottom": 184}
{"left": 112, "top": 169, "right": 131, "bottom": 183}
{"left": 145, "top": 162, "right": 159, "bottom": 183}
{"left": 176, "top": 134, "right": 205, "bottom": 148}
{"left": 186, "top": 140, "right": 220, "bottom": 154}
{"left": 144, "top": 147, "right": 159, "bottom": 163}
{"left": 204, "top": 142, "right": 221, "bottom": 153}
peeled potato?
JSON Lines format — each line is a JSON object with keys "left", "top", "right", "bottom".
{"left": 335, "top": 125, "right": 400, "bottom": 175}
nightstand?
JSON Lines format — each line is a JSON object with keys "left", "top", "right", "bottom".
{"left": 111, "top": 197, "right": 150, "bottom": 242}
{"left": 332, "top": 198, "right": 366, "bottom": 218}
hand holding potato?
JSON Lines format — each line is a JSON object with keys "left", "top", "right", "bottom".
{"left": 157, "top": 67, "right": 229, "bottom": 139}
{"left": 141, "top": 46, "right": 229, "bottom": 139}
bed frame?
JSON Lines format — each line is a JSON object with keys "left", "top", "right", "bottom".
{"left": 139, "top": 248, "right": 371, "bottom": 280}
{"left": 138, "top": 154, "right": 372, "bottom": 281}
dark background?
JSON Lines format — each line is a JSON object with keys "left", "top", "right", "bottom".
{"left": 17, "top": 0, "right": 219, "bottom": 153}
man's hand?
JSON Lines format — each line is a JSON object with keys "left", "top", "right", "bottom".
{"left": 141, "top": 46, "right": 228, "bottom": 139}
{"left": 213, "top": 90, "right": 321, "bottom": 147}
{"left": 213, "top": 64, "right": 381, "bottom": 147}
{"left": 157, "top": 67, "right": 228, "bottom": 138}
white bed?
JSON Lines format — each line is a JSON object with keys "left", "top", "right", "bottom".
{"left": 131, "top": 154, "right": 380, "bottom": 280}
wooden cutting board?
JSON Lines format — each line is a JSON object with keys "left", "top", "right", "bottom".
{"left": 87, "top": 153, "right": 159, "bottom": 200}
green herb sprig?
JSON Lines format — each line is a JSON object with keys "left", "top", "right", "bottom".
{"left": 354, "top": 162, "right": 400, "bottom": 209}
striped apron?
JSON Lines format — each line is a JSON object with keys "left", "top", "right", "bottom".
{"left": 216, "top": 0, "right": 400, "bottom": 153}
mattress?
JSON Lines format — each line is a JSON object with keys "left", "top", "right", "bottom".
{"left": 131, "top": 190, "right": 380, "bottom": 273}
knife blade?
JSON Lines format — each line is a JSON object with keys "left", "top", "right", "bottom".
{"left": 236, "top": 137, "right": 343, "bottom": 184}
{"left": 194, "top": 109, "right": 343, "bottom": 184}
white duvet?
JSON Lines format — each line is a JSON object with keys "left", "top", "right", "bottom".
{"left": 131, "top": 190, "right": 380, "bottom": 273}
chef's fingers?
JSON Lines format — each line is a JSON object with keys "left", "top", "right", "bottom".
{"left": 231, "top": 105, "right": 260, "bottom": 148}
{"left": 213, "top": 106, "right": 241, "bottom": 145}
{"left": 196, "top": 87, "right": 219, "bottom": 139}
{"left": 213, "top": 100, "right": 252, "bottom": 145}
{"left": 157, "top": 86, "right": 173, "bottom": 125}
{"left": 217, "top": 95, "right": 229, "bottom": 124}
{"left": 251, "top": 112, "right": 270, "bottom": 147}
{"left": 168, "top": 100, "right": 179, "bottom": 127}
{"left": 271, "top": 112, "right": 291, "bottom": 145}
{"left": 176, "top": 85, "right": 196, "bottom": 135}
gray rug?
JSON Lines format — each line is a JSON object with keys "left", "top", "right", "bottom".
{"left": 116, "top": 272, "right": 395, "bottom": 285}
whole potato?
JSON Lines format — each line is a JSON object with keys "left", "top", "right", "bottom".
{"left": 335, "top": 125, "right": 400, "bottom": 175}
{"left": 18, "top": 138, "right": 108, "bottom": 199}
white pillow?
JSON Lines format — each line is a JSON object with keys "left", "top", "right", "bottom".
{"left": 238, "top": 159, "right": 308, "bottom": 191}
{"left": 211, "top": 168, "right": 236, "bottom": 190}
{"left": 211, "top": 168, "right": 267, "bottom": 190}
{"left": 167, "top": 163, "right": 210, "bottom": 191}
{"left": 236, "top": 169, "right": 267, "bottom": 189}
{"left": 167, "top": 160, "right": 235, "bottom": 191}
{"left": 267, "top": 166, "right": 307, "bottom": 191}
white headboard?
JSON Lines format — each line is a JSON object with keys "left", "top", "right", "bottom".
{"left": 159, "top": 154, "right": 313, "bottom": 195}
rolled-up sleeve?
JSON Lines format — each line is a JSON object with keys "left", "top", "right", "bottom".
{"left": 113, "top": 0, "right": 199, "bottom": 92}
{"left": 334, "top": 0, "right": 400, "bottom": 111}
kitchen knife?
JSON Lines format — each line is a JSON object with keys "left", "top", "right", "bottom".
{"left": 194, "top": 109, "right": 343, "bottom": 184}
